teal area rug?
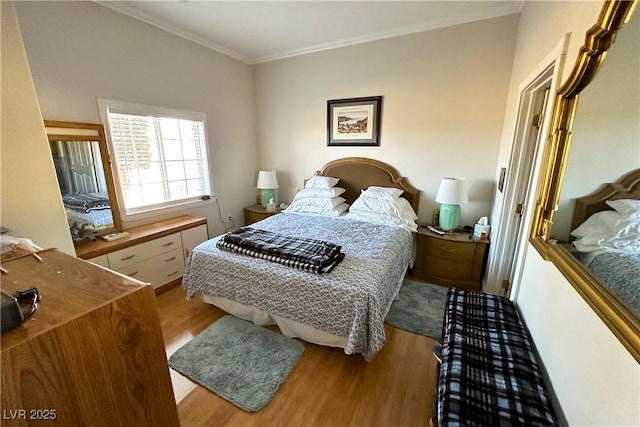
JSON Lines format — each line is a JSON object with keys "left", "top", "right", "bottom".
{"left": 386, "top": 279, "right": 449, "bottom": 339}
{"left": 168, "top": 315, "right": 304, "bottom": 412}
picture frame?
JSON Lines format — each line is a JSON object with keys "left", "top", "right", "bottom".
{"left": 327, "top": 96, "right": 382, "bottom": 146}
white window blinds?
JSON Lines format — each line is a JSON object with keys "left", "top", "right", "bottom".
{"left": 98, "top": 99, "right": 212, "bottom": 217}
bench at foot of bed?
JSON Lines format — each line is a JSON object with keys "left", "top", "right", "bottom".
{"left": 434, "top": 288, "right": 562, "bottom": 426}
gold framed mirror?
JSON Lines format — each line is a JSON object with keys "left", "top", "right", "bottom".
{"left": 531, "top": 0, "right": 639, "bottom": 361}
{"left": 45, "top": 120, "right": 124, "bottom": 243}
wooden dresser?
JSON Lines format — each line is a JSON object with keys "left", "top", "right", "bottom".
{"left": 413, "top": 227, "right": 489, "bottom": 291}
{"left": 0, "top": 249, "right": 179, "bottom": 426}
{"left": 75, "top": 215, "right": 208, "bottom": 293}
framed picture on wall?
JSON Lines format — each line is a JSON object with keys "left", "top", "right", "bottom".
{"left": 327, "top": 96, "right": 382, "bottom": 146}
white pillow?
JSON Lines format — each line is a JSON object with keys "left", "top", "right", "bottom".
{"left": 304, "top": 175, "right": 339, "bottom": 189}
{"left": 606, "top": 199, "right": 640, "bottom": 218}
{"left": 363, "top": 186, "right": 404, "bottom": 199}
{"left": 573, "top": 214, "right": 640, "bottom": 253}
{"left": 570, "top": 210, "right": 621, "bottom": 238}
{"left": 347, "top": 195, "right": 418, "bottom": 231}
{"left": 285, "top": 200, "right": 349, "bottom": 216}
{"left": 293, "top": 187, "right": 346, "bottom": 200}
{"left": 287, "top": 197, "right": 346, "bottom": 209}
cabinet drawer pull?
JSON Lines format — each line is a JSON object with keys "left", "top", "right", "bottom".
{"left": 120, "top": 255, "right": 136, "bottom": 261}
{"left": 167, "top": 270, "right": 179, "bottom": 277}
{"left": 162, "top": 242, "right": 175, "bottom": 247}
{"left": 164, "top": 256, "right": 177, "bottom": 262}
{"left": 439, "top": 266, "right": 454, "bottom": 271}
{"left": 441, "top": 247, "right": 455, "bottom": 254}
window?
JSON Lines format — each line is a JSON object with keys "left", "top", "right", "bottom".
{"left": 98, "top": 99, "right": 212, "bottom": 219}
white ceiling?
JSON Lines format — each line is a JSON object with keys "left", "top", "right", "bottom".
{"left": 96, "top": 1, "right": 524, "bottom": 64}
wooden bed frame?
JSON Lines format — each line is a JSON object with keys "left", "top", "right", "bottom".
{"left": 316, "top": 157, "right": 420, "bottom": 212}
{"left": 571, "top": 168, "right": 640, "bottom": 230}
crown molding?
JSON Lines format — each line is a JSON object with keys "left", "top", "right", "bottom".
{"left": 95, "top": 1, "right": 524, "bottom": 65}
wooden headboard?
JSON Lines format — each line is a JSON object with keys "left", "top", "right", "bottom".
{"left": 572, "top": 168, "right": 640, "bottom": 230}
{"left": 315, "top": 157, "right": 420, "bottom": 212}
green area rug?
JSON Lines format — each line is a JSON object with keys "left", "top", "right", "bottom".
{"left": 386, "top": 279, "right": 449, "bottom": 339}
{"left": 168, "top": 315, "right": 304, "bottom": 412}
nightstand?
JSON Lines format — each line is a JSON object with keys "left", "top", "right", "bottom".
{"left": 244, "top": 204, "right": 281, "bottom": 225}
{"left": 413, "top": 226, "right": 489, "bottom": 291}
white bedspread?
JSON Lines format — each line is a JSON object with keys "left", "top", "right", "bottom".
{"left": 182, "top": 212, "right": 414, "bottom": 360}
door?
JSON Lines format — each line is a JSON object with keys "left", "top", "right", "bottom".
{"left": 504, "top": 87, "right": 550, "bottom": 295}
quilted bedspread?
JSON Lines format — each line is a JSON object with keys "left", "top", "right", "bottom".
{"left": 182, "top": 212, "right": 414, "bottom": 360}
{"left": 588, "top": 251, "right": 640, "bottom": 318}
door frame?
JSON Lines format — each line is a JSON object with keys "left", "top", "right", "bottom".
{"left": 485, "top": 35, "right": 569, "bottom": 298}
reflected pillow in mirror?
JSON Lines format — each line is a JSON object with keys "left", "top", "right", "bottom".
{"left": 606, "top": 199, "right": 640, "bottom": 219}
{"left": 573, "top": 214, "right": 640, "bottom": 253}
{"left": 571, "top": 210, "right": 622, "bottom": 238}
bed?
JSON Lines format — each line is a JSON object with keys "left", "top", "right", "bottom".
{"left": 569, "top": 168, "right": 640, "bottom": 318}
{"left": 182, "top": 157, "right": 420, "bottom": 360}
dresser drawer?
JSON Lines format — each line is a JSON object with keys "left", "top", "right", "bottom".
{"left": 422, "top": 258, "right": 473, "bottom": 281}
{"left": 117, "top": 247, "right": 185, "bottom": 288}
{"left": 422, "top": 238, "right": 475, "bottom": 261}
{"left": 108, "top": 233, "right": 182, "bottom": 270}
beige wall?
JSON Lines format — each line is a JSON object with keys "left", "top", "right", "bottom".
{"left": 1, "top": 2, "right": 74, "bottom": 255}
{"left": 14, "top": 1, "right": 259, "bottom": 238}
{"left": 253, "top": 14, "right": 520, "bottom": 226}
{"left": 496, "top": 1, "right": 640, "bottom": 425}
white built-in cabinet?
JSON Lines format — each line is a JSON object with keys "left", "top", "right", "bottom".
{"left": 77, "top": 215, "right": 208, "bottom": 292}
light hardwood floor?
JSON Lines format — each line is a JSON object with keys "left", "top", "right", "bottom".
{"left": 156, "top": 284, "right": 439, "bottom": 427}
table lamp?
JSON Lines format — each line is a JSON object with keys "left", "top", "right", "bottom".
{"left": 435, "top": 177, "right": 468, "bottom": 231}
{"left": 257, "top": 170, "right": 279, "bottom": 209}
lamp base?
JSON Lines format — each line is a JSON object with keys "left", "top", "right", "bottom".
{"left": 439, "top": 204, "right": 461, "bottom": 231}
{"left": 260, "top": 189, "right": 275, "bottom": 208}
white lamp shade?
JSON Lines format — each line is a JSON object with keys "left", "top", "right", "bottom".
{"left": 435, "top": 177, "right": 468, "bottom": 205}
{"left": 256, "top": 170, "right": 279, "bottom": 189}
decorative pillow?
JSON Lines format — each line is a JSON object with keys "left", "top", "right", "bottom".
{"left": 292, "top": 187, "right": 346, "bottom": 200}
{"left": 606, "top": 199, "right": 640, "bottom": 218}
{"left": 304, "top": 175, "right": 339, "bottom": 189}
{"left": 570, "top": 210, "right": 622, "bottom": 238}
{"left": 363, "top": 186, "right": 404, "bottom": 199}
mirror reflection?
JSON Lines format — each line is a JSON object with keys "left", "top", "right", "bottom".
{"left": 550, "top": 9, "right": 640, "bottom": 319}
{"left": 45, "top": 121, "right": 123, "bottom": 244}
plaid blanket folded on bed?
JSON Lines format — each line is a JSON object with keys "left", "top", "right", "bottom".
{"left": 217, "top": 227, "right": 344, "bottom": 274}
{"left": 62, "top": 192, "right": 111, "bottom": 212}
{"left": 438, "top": 288, "right": 559, "bottom": 427}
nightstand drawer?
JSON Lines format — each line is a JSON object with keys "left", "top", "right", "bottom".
{"left": 422, "top": 238, "right": 475, "bottom": 261}
{"left": 423, "top": 258, "right": 473, "bottom": 280}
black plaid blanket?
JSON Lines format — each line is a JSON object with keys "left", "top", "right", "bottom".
{"left": 217, "top": 227, "right": 344, "bottom": 274}
{"left": 62, "top": 192, "right": 110, "bottom": 212}
{"left": 437, "top": 288, "right": 559, "bottom": 427}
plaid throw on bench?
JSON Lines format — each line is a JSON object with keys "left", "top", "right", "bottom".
{"left": 437, "top": 288, "right": 559, "bottom": 427}
{"left": 217, "top": 227, "right": 344, "bottom": 274}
